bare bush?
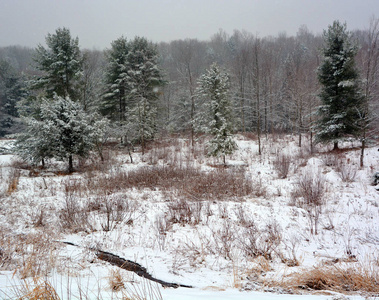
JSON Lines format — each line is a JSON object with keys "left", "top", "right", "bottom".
{"left": 336, "top": 160, "right": 357, "bottom": 182}
{"left": 250, "top": 173, "right": 267, "bottom": 198}
{"left": 167, "top": 198, "right": 193, "bottom": 225}
{"left": 59, "top": 192, "right": 88, "bottom": 232}
{"left": 292, "top": 171, "right": 325, "bottom": 235}
{"left": 59, "top": 180, "right": 90, "bottom": 232}
{"left": 277, "top": 234, "right": 301, "bottom": 267}
{"left": 240, "top": 220, "right": 282, "bottom": 261}
{"left": 211, "top": 219, "right": 236, "bottom": 260}
{"left": 85, "top": 194, "right": 138, "bottom": 231}
{"left": 154, "top": 214, "right": 172, "bottom": 251}
{"left": 321, "top": 153, "right": 340, "bottom": 167}
{"left": 273, "top": 153, "right": 291, "bottom": 179}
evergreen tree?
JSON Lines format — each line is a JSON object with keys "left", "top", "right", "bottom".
{"left": 196, "top": 63, "right": 237, "bottom": 164}
{"left": 315, "top": 21, "right": 364, "bottom": 150}
{"left": 0, "top": 60, "right": 27, "bottom": 136}
{"left": 124, "top": 37, "right": 165, "bottom": 154}
{"left": 31, "top": 27, "right": 84, "bottom": 100}
{"left": 15, "top": 96, "right": 108, "bottom": 173}
{"left": 102, "top": 36, "right": 130, "bottom": 122}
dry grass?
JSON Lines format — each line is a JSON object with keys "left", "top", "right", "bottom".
{"left": 18, "top": 232, "right": 57, "bottom": 279}
{"left": 283, "top": 264, "right": 379, "bottom": 294}
{"left": 108, "top": 269, "right": 125, "bottom": 291}
{"left": 15, "top": 277, "right": 61, "bottom": 300}
{"left": 0, "top": 230, "right": 57, "bottom": 279}
{"left": 6, "top": 168, "right": 20, "bottom": 195}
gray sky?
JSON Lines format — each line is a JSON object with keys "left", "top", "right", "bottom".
{"left": 0, "top": 0, "right": 377, "bottom": 49}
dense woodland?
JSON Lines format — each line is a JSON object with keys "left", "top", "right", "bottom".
{"left": 0, "top": 20, "right": 378, "bottom": 163}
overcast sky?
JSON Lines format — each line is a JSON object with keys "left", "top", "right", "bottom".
{"left": 0, "top": 0, "right": 377, "bottom": 49}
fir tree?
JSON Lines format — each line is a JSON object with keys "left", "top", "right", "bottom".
{"left": 315, "top": 21, "right": 364, "bottom": 150}
{"left": 31, "top": 27, "right": 84, "bottom": 100}
{"left": 15, "top": 96, "right": 108, "bottom": 173}
{"left": 196, "top": 63, "right": 237, "bottom": 165}
{"left": 102, "top": 36, "right": 130, "bottom": 122}
{"left": 0, "top": 60, "right": 27, "bottom": 136}
{"left": 124, "top": 37, "right": 165, "bottom": 154}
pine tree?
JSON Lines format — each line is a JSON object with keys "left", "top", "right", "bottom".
{"left": 15, "top": 96, "right": 108, "bottom": 172}
{"left": 124, "top": 37, "right": 165, "bottom": 154}
{"left": 196, "top": 63, "right": 237, "bottom": 164}
{"left": 315, "top": 21, "right": 364, "bottom": 150}
{"left": 0, "top": 60, "right": 27, "bottom": 136}
{"left": 102, "top": 36, "right": 130, "bottom": 122}
{"left": 31, "top": 27, "right": 84, "bottom": 100}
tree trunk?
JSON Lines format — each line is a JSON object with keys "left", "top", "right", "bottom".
{"left": 360, "top": 139, "right": 365, "bottom": 168}
{"left": 333, "top": 141, "right": 339, "bottom": 151}
{"left": 68, "top": 155, "right": 73, "bottom": 173}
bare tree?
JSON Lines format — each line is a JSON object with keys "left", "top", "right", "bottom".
{"left": 170, "top": 39, "right": 207, "bottom": 146}
{"left": 228, "top": 30, "right": 254, "bottom": 133}
{"left": 356, "top": 17, "right": 379, "bottom": 167}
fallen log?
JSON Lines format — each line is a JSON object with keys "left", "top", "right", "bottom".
{"left": 59, "top": 241, "right": 193, "bottom": 289}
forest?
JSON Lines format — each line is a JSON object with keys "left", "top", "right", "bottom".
{"left": 0, "top": 17, "right": 379, "bottom": 300}
{"left": 0, "top": 19, "right": 378, "bottom": 161}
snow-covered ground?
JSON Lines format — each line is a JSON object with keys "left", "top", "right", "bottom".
{"left": 0, "top": 135, "right": 378, "bottom": 300}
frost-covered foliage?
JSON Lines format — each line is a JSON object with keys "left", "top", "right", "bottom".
{"left": 15, "top": 96, "right": 108, "bottom": 172}
{"left": 315, "top": 21, "right": 364, "bottom": 149}
{"left": 196, "top": 63, "right": 237, "bottom": 163}
{"left": 30, "top": 27, "right": 84, "bottom": 100}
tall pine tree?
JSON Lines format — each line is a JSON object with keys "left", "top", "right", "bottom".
{"left": 315, "top": 21, "right": 364, "bottom": 150}
{"left": 31, "top": 27, "right": 84, "bottom": 100}
{"left": 196, "top": 63, "right": 237, "bottom": 165}
{"left": 102, "top": 36, "right": 130, "bottom": 122}
{"left": 125, "top": 37, "right": 164, "bottom": 154}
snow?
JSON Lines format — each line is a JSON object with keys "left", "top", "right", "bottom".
{"left": 0, "top": 135, "right": 378, "bottom": 300}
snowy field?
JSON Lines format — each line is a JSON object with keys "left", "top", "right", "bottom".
{"left": 0, "top": 135, "right": 378, "bottom": 300}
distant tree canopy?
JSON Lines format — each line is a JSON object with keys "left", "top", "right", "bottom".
{"left": 315, "top": 21, "right": 365, "bottom": 150}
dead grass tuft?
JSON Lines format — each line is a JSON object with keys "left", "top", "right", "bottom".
{"left": 108, "top": 269, "right": 125, "bottom": 291}
{"left": 17, "top": 277, "right": 61, "bottom": 300}
{"left": 7, "top": 168, "right": 20, "bottom": 195}
{"left": 285, "top": 264, "right": 379, "bottom": 294}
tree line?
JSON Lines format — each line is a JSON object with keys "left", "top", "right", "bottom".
{"left": 0, "top": 18, "right": 378, "bottom": 170}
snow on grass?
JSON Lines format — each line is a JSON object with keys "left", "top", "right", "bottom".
{"left": 0, "top": 135, "right": 378, "bottom": 299}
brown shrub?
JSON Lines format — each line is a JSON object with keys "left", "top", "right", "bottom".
{"left": 88, "top": 166, "right": 253, "bottom": 201}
